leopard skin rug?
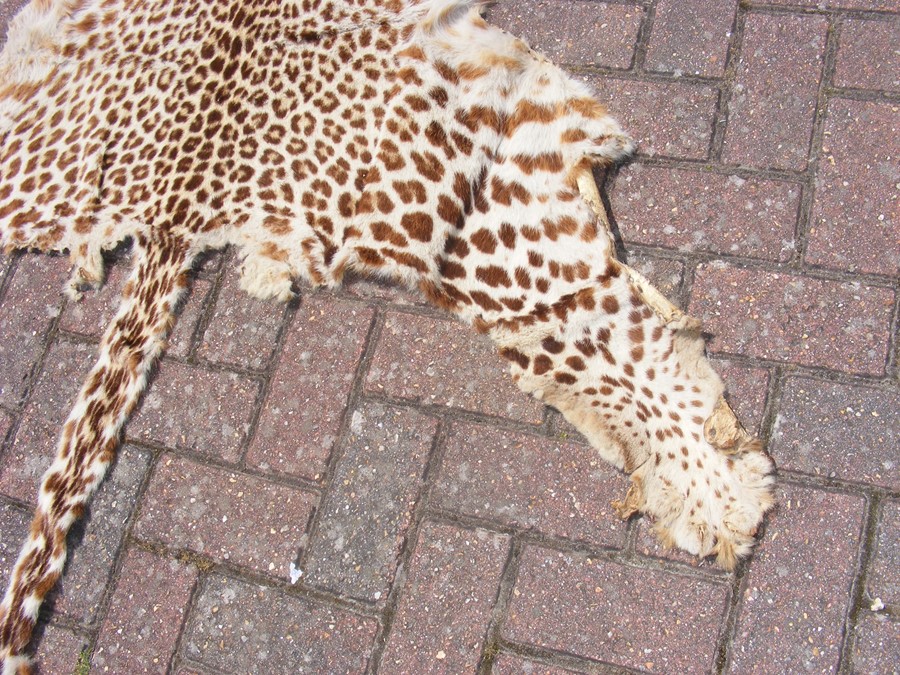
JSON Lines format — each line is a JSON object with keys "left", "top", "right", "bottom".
{"left": 0, "top": 0, "right": 775, "bottom": 670}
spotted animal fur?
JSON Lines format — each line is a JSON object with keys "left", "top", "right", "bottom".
{"left": 0, "top": 0, "right": 775, "bottom": 670}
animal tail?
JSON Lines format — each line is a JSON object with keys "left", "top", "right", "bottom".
{"left": 0, "top": 233, "right": 194, "bottom": 674}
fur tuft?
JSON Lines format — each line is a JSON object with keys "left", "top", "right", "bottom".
{"left": 2, "top": 653, "right": 33, "bottom": 675}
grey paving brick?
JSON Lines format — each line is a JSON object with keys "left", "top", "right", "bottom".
{"left": 765, "top": 0, "right": 897, "bottom": 8}
{"left": 134, "top": 455, "right": 316, "bottom": 580}
{"left": 433, "top": 422, "right": 628, "bottom": 548}
{"left": 0, "top": 499, "right": 29, "bottom": 591}
{"left": 711, "top": 357, "right": 770, "bottom": 435}
{"left": 626, "top": 253, "right": 684, "bottom": 308}
{"left": 54, "top": 445, "right": 152, "bottom": 623}
{"left": 0, "top": 340, "right": 95, "bottom": 503}
{"left": 836, "top": 19, "right": 900, "bottom": 92}
{"left": 868, "top": 500, "right": 900, "bottom": 605}
{"left": 247, "top": 296, "right": 374, "bottom": 481}
{"left": 506, "top": 547, "right": 730, "bottom": 672}
{"left": 852, "top": 615, "right": 900, "bottom": 675}
{"left": 93, "top": 548, "right": 198, "bottom": 674}
{"left": 379, "top": 522, "right": 510, "bottom": 674}
{"left": 772, "top": 378, "right": 899, "bottom": 490}
{"left": 493, "top": 653, "right": 584, "bottom": 675}
{"left": 34, "top": 624, "right": 89, "bottom": 675}
{"left": 730, "top": 484, "right": 865, "bottom": 673}
{"left": 304, "top": 402, "right": 437, "bottom": 601}
{"left": 182, "top": 574, "right": 377, "bottom": 672}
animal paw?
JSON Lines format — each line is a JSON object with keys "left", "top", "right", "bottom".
{"left": 616, "top": 437, "right": 775, "bottom": 570}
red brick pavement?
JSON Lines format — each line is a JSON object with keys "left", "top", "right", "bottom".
{"left": 0, "top": 1, "right": 897, "bottom": 673}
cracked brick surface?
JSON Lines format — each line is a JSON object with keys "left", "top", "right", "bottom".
{"left": 0, "top": 1, "right": 897, "bottom": 673}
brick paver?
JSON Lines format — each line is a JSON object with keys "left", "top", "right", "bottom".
{"left": 53, "top": 445, "right": 152, "bottom": 623}
{"left": 646, "top": 0, "right": 735, "bottom": 77}
{"left": 367, "top": 311, "right": 544, "bottom": 423}
{"left": 710, "top": 358, "right": 770, "bottom": 434}
{"left": 723, "top": 14, "right": 827, "bottom": 170}
{"left": 766, "top": 0, "right": 896, "bottom": 9}
{"left": 197, "top": 265, "right": 287, "bottom": 370}
{"left": 0, "top": 255, "right": 69, "bottom": 407}
{"left": 129, "top": 360, "right": 260, "bottom": 463}
{"left": 852, "top": 615, "right": 900, "bottom": 674}
{"left": 492, "top": 653, "right": 580, "bottom": 675}
{"left": 33, "top": 625, "right": 89, "bottom": 675}
{"left": 807, "top": 99, "right": 899, "bottom": 277}
{"left": 92, "top": 548, "right": 198, "bottom": 674}
{"left": 379, "top": 523, "right": 510, "bottom": 673}
{"left": 690, "top": 263, "right": 895, "bottom": 375}
{"left": 134, "top": 455, "right": 316, "bottom": 580}
{"left": 506, "top": 548, "right": 731, "bottom": 672}
{"left": 0, "top": 0, "right": 897, "bottom": 673}
{"left": 0, "top": 340, "right": 95, "bottom": 503}
{"left": 868, "top": 500, "right": 900, "bottom": 605}
{"left": 588, "top": 77, "right": 719, "bottom": 160}
{"left": 0, "top": 500, "right": 28, "bottom": 591}
{"left": 627, "top": 254, "right": 684, "bottom": 306}
{"left": 612, "top": 165, "right": 800, "bottom": 261}
{"left": 772, "top": 378, "right": 899, "bottom": 490}
{"left": 304, "top": 402, "right": 438, "bottom": 601}
{"left": 246, "top": 297, "right": 373, "bottom": 480}
{"left": 730, "top": 485, "right": 865, "bottom": 673}
{"left": 181, "top": 574, "right": 378, "bottom": 672}
{"left": 835, "top": 19, "right": 900, "bottom": 92}
{"left": 433, "top": 422, "right": 628, "bottom": 547}
{"left": 486, "top": 1, "right": 643, "bottom": 69}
